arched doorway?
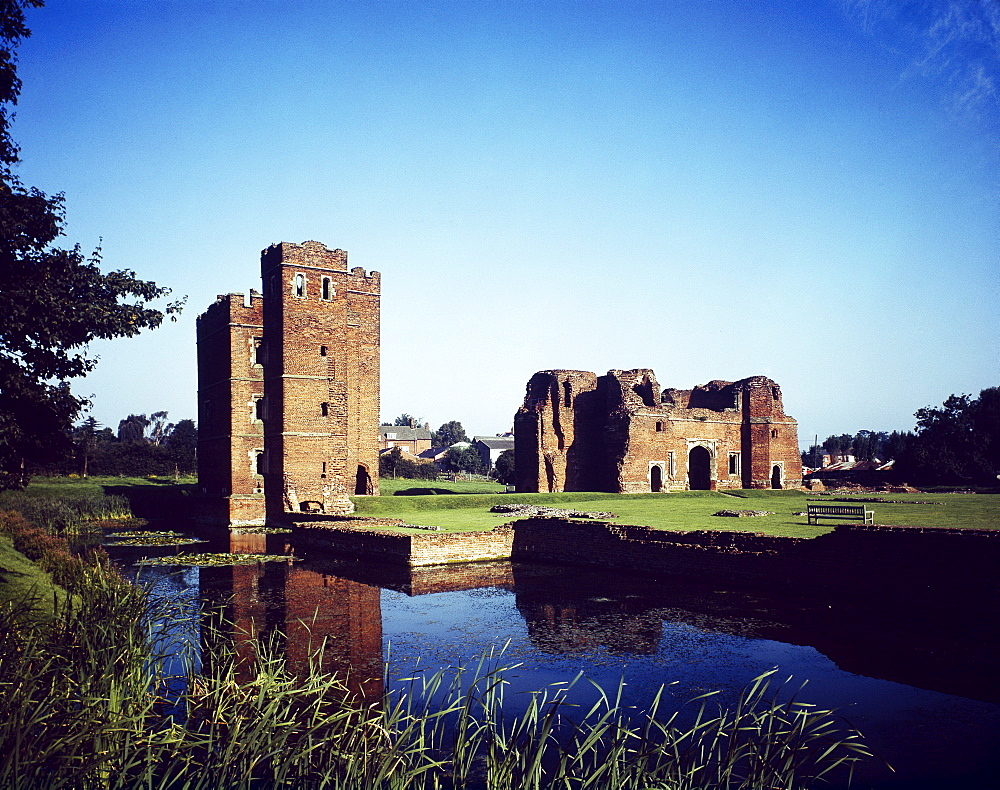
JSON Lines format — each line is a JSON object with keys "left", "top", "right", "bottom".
{"left": 771, "top": 465, "right": 783, "bottom": 489}
{"left": 650, "top": 465, "right": 663, "bottom": 493}
{"left": 355, "top": 465, "right": 372, "bottom": 495}
{"left": 688, "top": 446, "right": 711, "bottom": 490}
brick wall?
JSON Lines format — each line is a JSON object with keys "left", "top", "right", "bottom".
{"left": 509, "top": 518, "right": 999, "bottom": 600}
{"left": 260, "top": 241, "right": 380, "bottom": 520}
{"left": 514, "top": 369, "right": 803, "bottom": 493}
{"left": 290, "top": 523, "right": 516, "bottom": 567}
{"left": 195, "top": 292, "right": 266, "bottom": 524}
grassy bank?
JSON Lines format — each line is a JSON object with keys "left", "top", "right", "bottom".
{"left": 21, "top": 475, "right": 198, "bottom": 519}
{"left": 0, "top": 532, "right": 66, "bottom": 623}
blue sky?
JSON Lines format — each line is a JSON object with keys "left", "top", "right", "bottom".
{"left": 12, "top": 0, "right": 999, "bottom": 445}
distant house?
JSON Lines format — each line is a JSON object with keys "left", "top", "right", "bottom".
{"left": 473, "top": 435, "right": 515, "bottom": 470}
{"left": 378, "top": 425, "right": 432, "bottom": 456}
{"left": 806, "top": 459, "right": 897, "bottom": 488}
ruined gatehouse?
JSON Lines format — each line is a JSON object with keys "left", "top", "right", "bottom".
{"left": 196, "top": 241, "right": 380, "bottom": 524}
{"left": 514, "top": 369, "right": 802, "bottom": 493}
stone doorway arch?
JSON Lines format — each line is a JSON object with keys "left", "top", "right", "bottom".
{"left": 688, "top": 446, "right": 712, "bottom": 490}
{"left": 650, "top": 464, "right": 663, "bottom": 493}
{"left": 771, "top": 465, "right": 783, "bottom": 489}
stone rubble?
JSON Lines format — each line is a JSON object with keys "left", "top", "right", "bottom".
{"left": 490, "top": 504, "right": 617, "bottom": 519}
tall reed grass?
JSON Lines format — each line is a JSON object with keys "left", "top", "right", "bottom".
{"left": 0, "top": 548, "right": 878, "bottom": 789}
{"left": 0, "top": 490, "right": 133, "bottom": 534}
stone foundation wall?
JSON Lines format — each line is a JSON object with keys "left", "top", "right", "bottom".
{"left": 510, "top": 518, "right": 999, "bottom": 599}
{"left": 291, "top": 523, "right": 515, "bottom": 567}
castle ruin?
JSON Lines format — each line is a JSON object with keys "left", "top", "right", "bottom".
{"left": 196, "top": 241, "right": 380, "bottom": 524}
{"left": 514, "top": 369, "right": 802, "bottom": 493}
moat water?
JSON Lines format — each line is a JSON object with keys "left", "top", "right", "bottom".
{"left": 108, "top": 526, "right": 1000, "bottom": 790}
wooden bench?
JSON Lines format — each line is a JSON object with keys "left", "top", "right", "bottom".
{"left": 807, "top": 503, "right": 874, "bottom": 524}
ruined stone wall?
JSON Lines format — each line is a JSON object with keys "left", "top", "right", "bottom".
{"left": 290, "top": 523, "right": 516, "bottom": 567}
{"left": 513, "top": 370, "right": 600, "bottom": 492}
{"left": 195, "top": 292, "right": 266, "bottom": 524}
{"left": 261, "top": 241, "right": 380, "bottom": 521}
{"left": 510, "top": 518, "right": 1000, "bottom": 601}
{"left": 514, "top": 368, "right": 802, "bottom": 493}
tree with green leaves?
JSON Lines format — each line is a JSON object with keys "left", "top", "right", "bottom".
{"left": 443, "top": 445, "right": 485, "bottom": 475}
{"left": 433, "top": 421, "right": 469, "bottom": 447}
{"left": 899, "top": 387, "right": 1000, "bottom": 486}
{"left": 0, "top": 0, "right": 182, "bottom": 488}
{"left": 493, "top": 448, "right": 515, "bottom": 485}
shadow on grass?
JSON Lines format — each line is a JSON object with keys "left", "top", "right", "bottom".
{"left": 393, "top": 487, "right": 468, "bottom": 496}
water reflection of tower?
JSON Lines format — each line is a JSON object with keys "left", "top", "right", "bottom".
{"left": 202, "top": 531, "right": 383, "bottom": 699}
{"left": 283, "top": 566, "right": 383, "bottom": 700}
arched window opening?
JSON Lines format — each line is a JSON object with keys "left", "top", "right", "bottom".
{"left": 294, "top": 273, "right": 305, "bottom": 298}
{"left": 253, "top": 397, "right": 264, "bottom": 421}
{"left": 320, "top": 402, "right": 329, "bottom": 417}
{"left": 655, "top": 421, "right": 663, "bottom": 432}
{"left": 771, "top": 428, "right": 779, "bottom": 438}
{"left": 562, "top": 380, "right": 572, "bottom": 407}
{"left": 252, "top": 337, "right": 264, "bottom": 366}
{"left": 320, "top": 345, "right": 328, "bottom": 356}
{"left": 322, "top": 277, "right": 332, "bottom": 300}
{"left": 254, "top": 451, "right": 264, "bottom": 476}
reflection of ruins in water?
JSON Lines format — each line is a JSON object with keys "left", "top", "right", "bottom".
{"left": 203, "top": 532, "right": 383, "bottom": 699}
{"left": 201, "top": 530, "right": 1000, "bottom": 705}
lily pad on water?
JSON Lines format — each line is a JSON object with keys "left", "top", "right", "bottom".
{"left": 138, "top": 552, "right": 300, "bottom": 567}
{"left": 110, "top": 536, "right": 207, "bottom": 546}
{"left": 231, "top": 527, "right": 293, "bottom": 534}
{"left": 108, "top": 531, "right": 186, "bottom": 538}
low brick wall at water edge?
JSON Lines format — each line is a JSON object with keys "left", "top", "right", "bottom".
{"left": 290, "top": 521, "right": 515, "bottom": 567}
{"left": 509, "top": 518, "right": 1000, "bottom": 599}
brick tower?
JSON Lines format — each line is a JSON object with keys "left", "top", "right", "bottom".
{"left": 195, "top": 291, "right": 266, "bottom": 524}
{"left": 260, "top": 241, "right": 380, "bottom": 520}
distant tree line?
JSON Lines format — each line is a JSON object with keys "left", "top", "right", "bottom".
{"left": 30, "top": 411, "right": 197, "bottom": 478}
{"left": 803, "top": 387, "right": 999, "bottom": 487}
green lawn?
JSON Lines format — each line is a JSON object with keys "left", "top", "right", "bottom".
{"left": 353, "top": 488, "right": 1000, "bottom": 538}
{"left": 18, "top": 476, "right": 999, "bottom": 539}
{"left": 22, "top": 475, "right": 198, "bottom": 497}
{"left": 377, "top": 477, "right": 505, "bottom": 496}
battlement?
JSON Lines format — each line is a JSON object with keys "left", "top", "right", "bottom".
{"left": 197, "top": 241, "right": 381, "bottom": 525}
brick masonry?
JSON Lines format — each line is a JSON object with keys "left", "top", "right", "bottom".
{"left": 290, "top": 522, "right": 517, "bottom": 567}
{"left": 509, "top": 518, "right": 1000, "bottom": 600}
{"left": 196, "top": 241, "right": 380, "bottom": 524}
{"left": 514, "top": 369, "right": 803, "bottom": 493}
{"left": 287, "top": 517, "right": 999, "bottom": 605}
{"left": 194, "top": 291, "right": 266, "bottom": 524}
